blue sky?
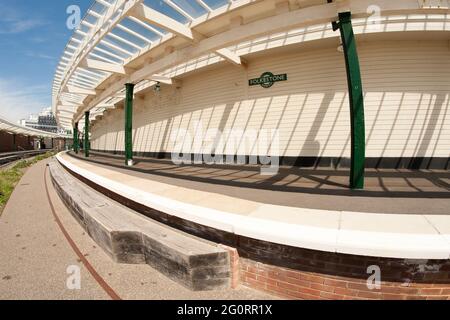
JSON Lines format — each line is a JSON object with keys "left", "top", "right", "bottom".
{"left": 0, "top": 0, "right": 92, "bottom": 123}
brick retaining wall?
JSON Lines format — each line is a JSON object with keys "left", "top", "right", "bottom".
{"left": 237, "top": 237, "right": 450, "bottom": 300}
{"left": 0, "top": 131, "right": 34, "bottom": 152}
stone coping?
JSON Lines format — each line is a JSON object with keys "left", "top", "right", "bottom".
{"left": 57, "top": 152, "right": 450, "bottom": 260}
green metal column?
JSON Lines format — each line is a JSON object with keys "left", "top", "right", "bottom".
{"left": 124, "top": 83, "right": 135, "bottom": 166}
{"left": 73, "top": 123, "right": 79, "bottom": 154}
{"left": 84, "top": 111, "right": 90, "bottom": 158}
{"left": 333, "top": 12, "right": 366, "bottom": 189}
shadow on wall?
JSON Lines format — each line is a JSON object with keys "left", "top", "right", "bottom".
{"left": 92, "top": 91, "right": 449, "bottom": 169}
{"left": 89, "top": 42, "right": 450, "bottom": 170}
{"left": 409, "top": 93, "right": 447, "bottom": 169}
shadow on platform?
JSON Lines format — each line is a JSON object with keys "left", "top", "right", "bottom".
{"left": 69, "top": 151, "right": 450, "bottom": 199}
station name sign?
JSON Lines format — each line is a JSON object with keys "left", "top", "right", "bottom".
{"left": 249, "top": 72, "right": 288, "bottom": 89}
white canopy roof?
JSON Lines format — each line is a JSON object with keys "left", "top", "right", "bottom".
{"left": 54, "top": 0, "right": 247, "bottom": 129}
{"left": 52, "top": 0, "right": 450, "bottom": 130}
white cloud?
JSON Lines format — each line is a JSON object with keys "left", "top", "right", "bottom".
{"left": 0, "top": 5, "right": 48, "bottom": 34}
{"left": 25, "top": 52, "right": 56, "bottom": 61}
{"left": 0, "top": 19, "right": 46, "bottom": 34}
{"left": 30, "top": 36, "right": 48, "bottom": 43}
{"left": 0, "top": 79, "right": 50, "bottom": 123}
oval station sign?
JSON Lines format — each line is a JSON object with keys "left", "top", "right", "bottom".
{"left": 249, "top": 72, "right": 288, "bottom": 88}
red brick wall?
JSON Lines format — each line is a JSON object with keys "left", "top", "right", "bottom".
{"left": 240, "top": 258, "right": 450, "bottom": 300}
{"left": 53, "top": 138, "right": 68, "bottom": 151}
{"left": 234, "top": 236, "right": 450, "bottom": 300}
{"left": 0, "top": 131, "right": 14, "bottom": 152}
{"left": 219, "top": 244, "right": 240, "bottom": 289}
{"left": 0, "top": 131, "right": 34, "bottom": 152}
{"left": 15, "top": 134, "right": 34, "bottom": 151}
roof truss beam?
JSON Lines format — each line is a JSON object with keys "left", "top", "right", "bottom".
{"left": 148, "top": 74, "right": 182, "bottom": 87}
{"left": 59, "top": 98, "right": 82, "bottom": 107}
{"left": 130, "top": 3, "right": 243, "bottom": 66}
{"left": 58, "top": 105, "right": 78, "bottom": 112}
{"left": 65, "top": 85, "right": 97, "bottom": 96}
{"left": 80, "top": 58, "right": 128, "bottom": 75}
{"left": 215, "top": 48, "right": 245, "bottom": 66}
{"left": 130, "top": 3, "right": 194, "bottom": 40}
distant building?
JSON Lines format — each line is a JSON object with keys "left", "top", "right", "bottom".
{"left": 20, "top": 107, "right": 67, "bottom": 134}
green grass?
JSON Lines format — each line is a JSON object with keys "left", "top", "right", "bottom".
{"left": 0, "top": 152, "right": 56, "bottom": 213}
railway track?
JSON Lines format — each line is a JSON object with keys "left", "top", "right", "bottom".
{"left": 0, "top": 150, "right": 51, "bottom": 168}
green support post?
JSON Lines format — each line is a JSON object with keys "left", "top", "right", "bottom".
{"left": 73, "top": 123, "right": 79, "bottom": 154}
{"left": 124, "top": 83, "right": 135, "bottom": 166}
{"left": 84, "top": 111, "right": 90, "bottom": 158}
{"left": 333, "top": 12, "right": 366, "bottom": 189}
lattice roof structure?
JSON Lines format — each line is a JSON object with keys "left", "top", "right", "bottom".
{"left": 52, "top": 0, "right": 450, "bottom": 130}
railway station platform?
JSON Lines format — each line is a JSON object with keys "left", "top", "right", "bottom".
{"left": 53, "top": 151, "right": 450, "bottom": 300}
{"left": 67, "top": 151, "right": 450, "bottom": 215}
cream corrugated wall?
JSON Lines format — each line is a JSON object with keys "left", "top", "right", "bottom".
{"left": 91, "top": 40, "right": 450, "bottom": 159}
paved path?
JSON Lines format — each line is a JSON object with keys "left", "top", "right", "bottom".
{"left": 0, "top": 158, "right": 274, "bottom": 300}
